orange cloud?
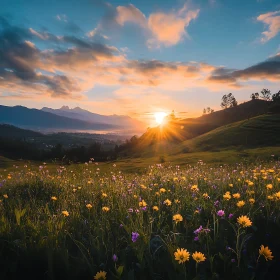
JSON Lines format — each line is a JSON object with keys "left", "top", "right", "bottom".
{"left": 113, "top": 3, "right": 199, "bottom": 48}
{"left": 147, "top": 5, "right": 199, "bottom": 47}
{"left": 257, "top": 10, "right": 280, "bottom": 42}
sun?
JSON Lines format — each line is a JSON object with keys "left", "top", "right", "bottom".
{"left": 154, "top": 112, "right": 167, "bottom": 125}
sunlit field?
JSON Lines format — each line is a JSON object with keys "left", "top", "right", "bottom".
{"left": 1, "top": 160, "right": 280, "bottom": 280}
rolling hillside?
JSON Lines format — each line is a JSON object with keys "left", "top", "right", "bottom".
{"left": 179, "top": 114, "right": 280, "bottom": 152}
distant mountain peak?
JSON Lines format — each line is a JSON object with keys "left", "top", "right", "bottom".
{"left": 60, "top": 106, "right": 70, "bottom": 111}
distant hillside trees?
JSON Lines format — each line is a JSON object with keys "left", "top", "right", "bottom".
{"left": 203, "top": 107, "right": 214, "bottom": 114}
{"left": 250, "top": 92, "right": 259, "bottom": 100}
{"left": 260, "top": 88, "right": 271, "bottom": 101}
{"left": 221, "top": 93, "right": 238, "bottom": 109}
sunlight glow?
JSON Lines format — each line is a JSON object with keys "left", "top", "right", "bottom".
{"left": 154, "top": 112, "right": 167, "bottom": 125}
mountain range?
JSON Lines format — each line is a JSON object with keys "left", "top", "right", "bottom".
{"left": 41, "top": 106, "right": 145, "bottom": 129}
{"left": 0, "top": 105, "right": 146, "bottom": 134}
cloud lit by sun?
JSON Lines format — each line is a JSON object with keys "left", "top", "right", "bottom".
{"left": 154, "top": 112, "right": 167, "bottom": 125}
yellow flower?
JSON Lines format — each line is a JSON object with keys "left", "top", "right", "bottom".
{"left": 78, "top": 187, "right": 82, "bottom": 190}
{"left": 191, "top": 185, "right": 199, "bottom": 192}
{"left": 94, "top": 270, "right": 107, "bottom": 280}
{"left": 73, "top": 188, "right": 77, "bottom": 193}
{"left": 102, "top": 193, "right": 108, "bottom": 198}
{"left": 268, "top": 169, "right": 275, "bottom": 173}
{"left": 7, "top": 175, "right": 11, "bottom": 180}
{"left": 202, "top": 193, "right": 209, "bottom": 199}
{"left": 62, "top": 210, "right": 69, "bottom": 217}
{"left": 266, "top": 184, "right": 273, "bottom": 190}
{"left": 175, "top": 199, "right": 180, "bottom": 204}
{"left": 152, "top": 206, "right": 159, "bottom": 211}
{"left": 236, "top": 200, "right": 245, "bottom": 208}
{"left": 139, "top": 200, "right": 147, "bottom": 207}
{"left": 51, "top": 196, "right": 57, "bottom": 201}
{"left": 102, "top": 207, "right": 110, "bottom": 212}
{"left": 164, "top": 199, "right": 172, "bottom": 206}
{"left": 160, "top": 188, "right": 166, "bottom": 193}
{"left": 233, "top": 193, "right": 241, "bottom": 199}
{"left": 86, "top": 204, "right": 93, "bottom": 209}
{"left": 274, "top": 191, "right": 280, "bottom": 200}
{"left": 3, "top": 194, "right": 8, "bottom": 199}
{"left": 223, "top": 192, "right": 231, "bottom": 201}
{"left": 174, "top": 248, "right": 190, "bottom": 264}
{"left": 173, "top": 214, "right": 183, "bottom": 224}
{"left": 155, "top": 192, "right": 160, "bottom": 196}
{"left": 229, "top": 183, "right": 233, "bottom": 187}
{"left": 140, "top": 184, "right": 147, "bottom": 189}
{"left": 173, "top": 177, "right": 178, "bottom": 181}
{"left": 267, "top": 195, "right": 274, "bottom": 200}
{"left": 192, "top": 251, "right": 206, "bottom": 263}
{"left": 249, "top": 198, "right": 255, "bottom": 204}
{"left": 248, "top": 181, "right": 254, "bottom": 186}
{"left": 237, "top": 215, "right": 252, "bottom": 228}
{"left": 259, "top": 245, "right": 274, "bottom": 261}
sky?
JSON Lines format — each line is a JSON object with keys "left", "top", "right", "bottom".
{"left": 0, "top": 0, "right": 280, "bottom": 125}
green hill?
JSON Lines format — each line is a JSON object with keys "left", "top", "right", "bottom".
{"left": 176, "top": 114, "right": 280, "bottom": 153}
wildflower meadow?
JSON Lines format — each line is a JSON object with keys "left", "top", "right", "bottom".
{"left": 0, "top": 160, "right": 280, "bottom": 280}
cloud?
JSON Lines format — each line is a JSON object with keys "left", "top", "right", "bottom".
{"left": 257, "top": 10, "right": 280, "bottom": 42}
{"left": 147, "top": 5, "right": 199, "bottom": 47}
{"left": 1, "top": 17, "right": 280, "bottom": 103}
{"left": 115, "top": 4, "right": 146, "bottom": 27}
{"left": 106, "top": 3, "right": 199, "bottom": 48}
{"left": 207, "top": 53, "right": 280, "bottom": 86}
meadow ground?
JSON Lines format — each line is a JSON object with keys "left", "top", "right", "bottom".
{"left": 1, "top": 150, "right": 280, "bottom": 279}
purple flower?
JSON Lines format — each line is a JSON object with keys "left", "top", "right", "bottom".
{"left": 120, "top": 224, "right": 123, "bottom": 228}
{"left": 194, "top": 226, "right": 203, "bottom": 235}
{"left": 141, "top": 207, "right": 147, "bottom": 211}
{"left": 132, "top": 232, "right": 140, "bottom": 242}
{"left": 194, "top": 236, "right": 199, "bottom": 241}
{"left": 228, "top": 213, "right": 233, "bottom": 219}
{"left": 112, "top": 254, "right": 118, "bottom": 262}
{"left": 231, "top": 259, "right": 236, "bottom": 263}
{"left": 217, "top": 210, "right": 225, "bottom": 217}
{"left": 214, "top": 200, "right": 219, "bottom": 207}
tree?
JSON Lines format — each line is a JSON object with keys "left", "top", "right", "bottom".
{"left": 221, "top": 93, "right": 238, "bottom": 109}
{"left": 260, "top": 88, "right": 271, "bottom": 101}
{"left": 221, "top": 94, "right": 228, "bottom": 109}
{"left": 203, "top": 108, "right": 206, "bottom": 114}
{"left": 272, "top": 90, "right": 280, "bottom": 103}
{"left": 250, "top": 92, "right": 259, "bottom": 100}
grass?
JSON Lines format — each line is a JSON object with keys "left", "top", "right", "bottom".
{"left": 1, "top": 158, "right": 280, "bottom": 279}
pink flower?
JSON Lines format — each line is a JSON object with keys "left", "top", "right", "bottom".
{"left": 217, "top": 210, "right": 225, "bottom": 217}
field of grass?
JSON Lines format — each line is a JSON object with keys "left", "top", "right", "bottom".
{"left": 1, "top": 157, "right": 280, "bottom": 280}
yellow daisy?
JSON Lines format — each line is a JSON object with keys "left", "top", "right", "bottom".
{"left": 192, "top": 251, "right": 206, "bottom": 263}
{"left": 259, "top": 245, "right": 273, "bottom": 261}
{"left": 174, "top": 248, "right": 190, "bottom": 264}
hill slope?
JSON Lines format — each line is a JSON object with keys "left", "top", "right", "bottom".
{"left": 176, "top": 114, "right": 280, "bottom": 153}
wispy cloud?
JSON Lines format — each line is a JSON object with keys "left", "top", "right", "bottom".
{"left": 257, "top": 10, "right": 280, "bottom": 42}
